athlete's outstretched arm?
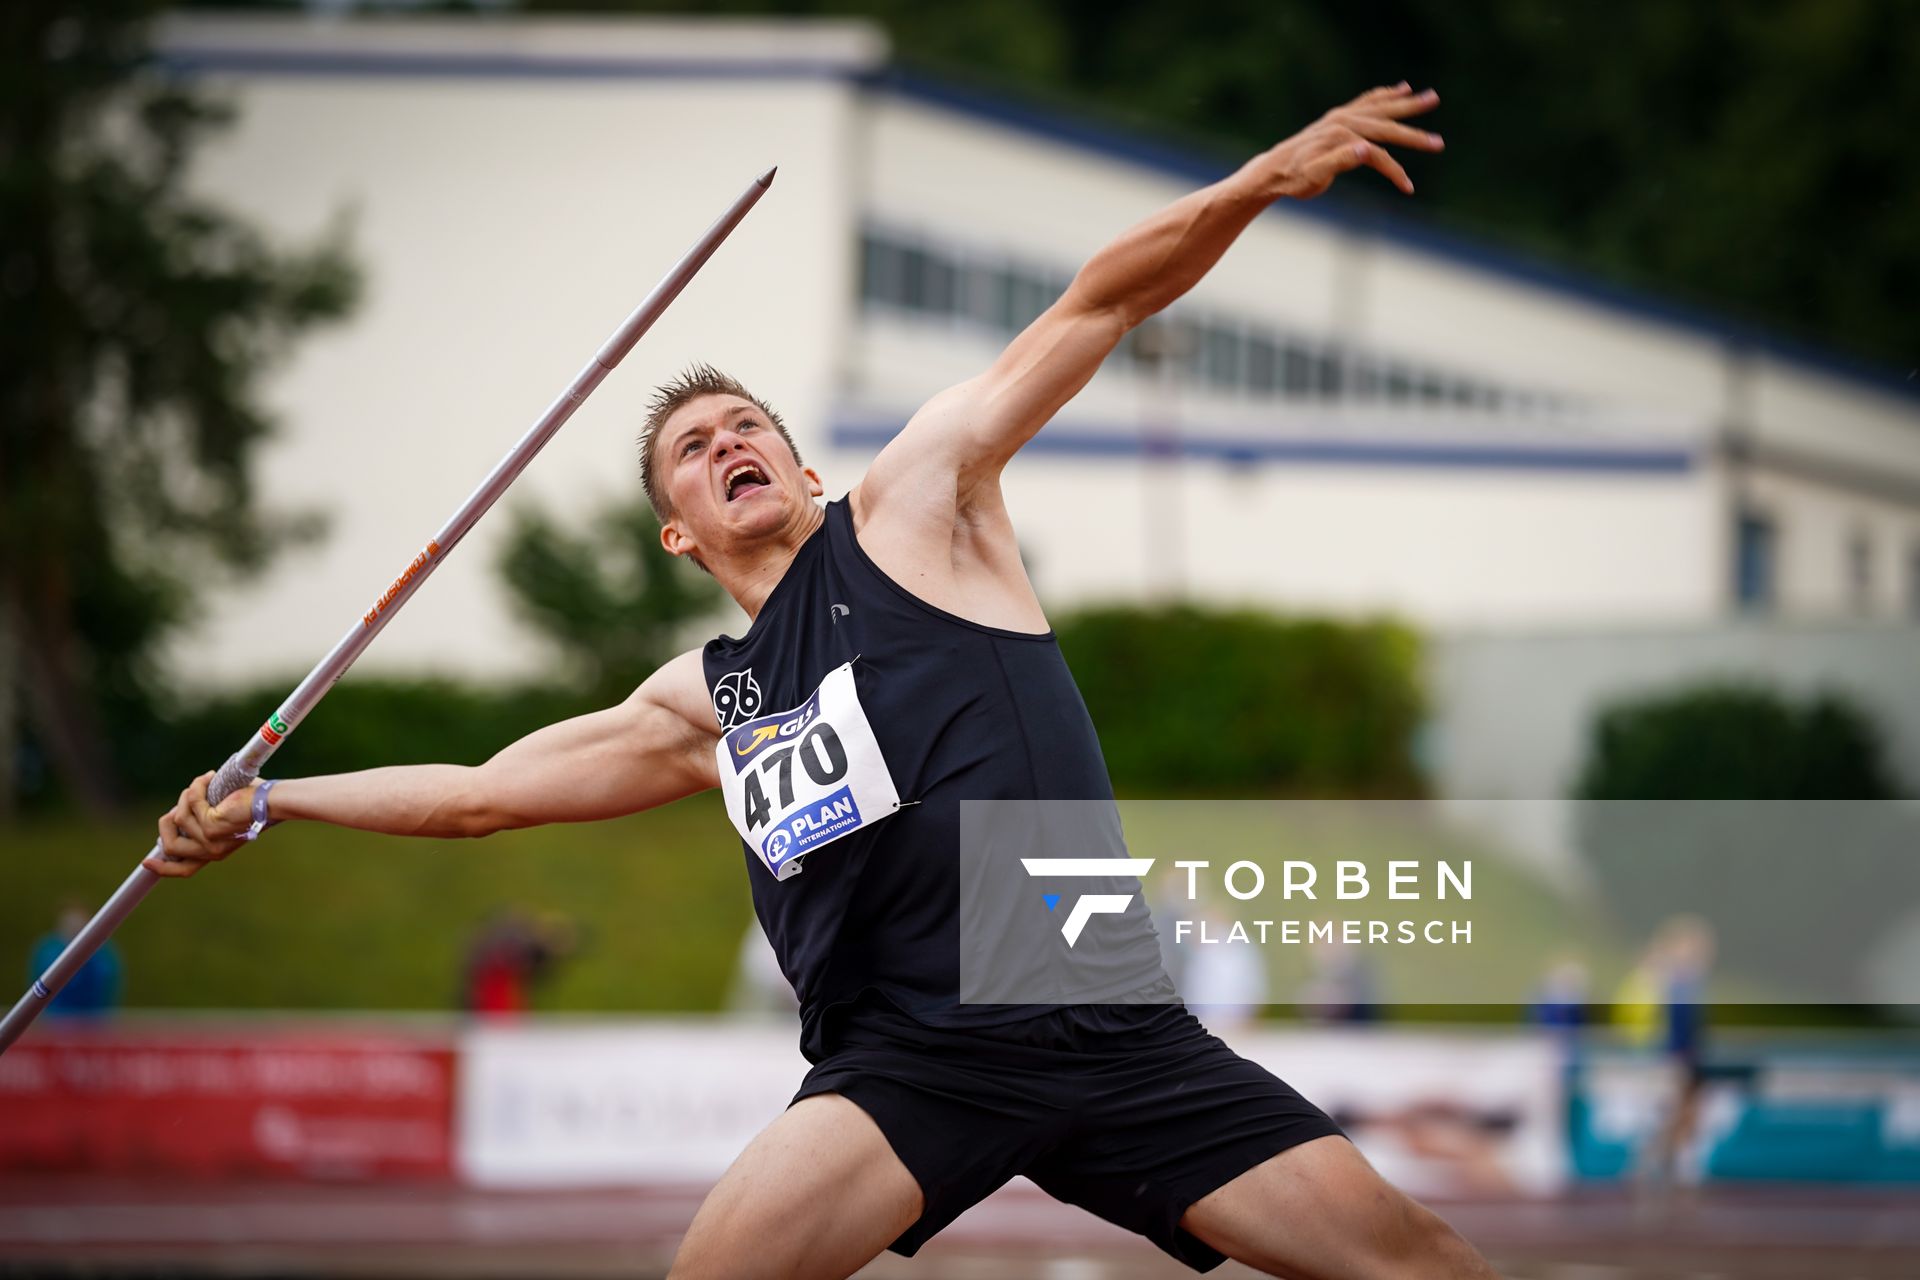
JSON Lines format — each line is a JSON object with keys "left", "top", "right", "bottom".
{"left": 872, "top": 84, "right": 1441, "bottom": 496}
{"left": 146, "top": 650, "right": 721, "bottom": 877}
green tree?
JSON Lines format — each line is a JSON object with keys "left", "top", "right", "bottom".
{"left": 496, "top": 495, "right": 725, "bottom": 703}
{"left": 1, "top": 1, "right": 359, "bottom": 814}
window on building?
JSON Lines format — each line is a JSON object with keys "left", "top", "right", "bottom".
{"left": 1282, "top": 342, "right": 1313, "bottom": 395}
{"left": 1351, "top": 358, "right": 1382, "bottom": 400}
{"left": 964, "top": 264, "right": 1013, "bottom": 331}
{"left": 1383, "top": 364, "right": 1415, "bottom": 403}
{"left": 1313, "top": 351, "right": 1344, "bottom": 397}
{"left": 1847, "top": 527, "right": 1876, "bottom": 615}
{"left": 1202, "top": 325, "right": 1243, "bottom": 391}
{"left": 897, "top": 246, "right": 955, "bottom": 315}
{"left": 1735, "top": 509, "right": 1776, "bottom": 612}
{"left": 861, "top": 235, "right": 904, "bottom": 306}
{"left": 1008, "top": 269, "right": 1055, "bottom": 330}
{"left": 1245, "top": 334, "right": 1279, "bottom": 395}
{"left": 857, "top": 228, "right": 1553, "bottom": 414}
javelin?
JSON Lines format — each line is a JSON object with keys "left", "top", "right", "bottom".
{"left": 0, "top": 167, "right": 777, "bottom": 1054}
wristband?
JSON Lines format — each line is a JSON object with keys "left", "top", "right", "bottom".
{"left": 242, "top": 778, "right": 282, "bottom": 843}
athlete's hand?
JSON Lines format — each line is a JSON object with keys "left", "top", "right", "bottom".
{"left": 144, "top": 771, "right": 256, "bottom": 878}
{"left": 1256, "top": 82, "right": 1443, "bottom": 201}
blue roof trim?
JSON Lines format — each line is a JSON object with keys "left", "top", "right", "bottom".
{"left": 881, "top": 69, "right": 1920, "bottom": 408}
{"left": 158, "top": 47, "right": 865, "bottom": 83}
{"left": 831, "top": 419, "right": 1695, "bottom": 475}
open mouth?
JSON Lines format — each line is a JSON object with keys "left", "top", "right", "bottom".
{"left": 723, "top": 460, "right": 770, "bottom": 502}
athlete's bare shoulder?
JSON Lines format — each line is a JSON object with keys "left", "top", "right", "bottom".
{"left": 850, "top": 403, "right": 1049, "bottom": 634}
{"left": 636, "top": 647, "right": 723, "bottom": 746}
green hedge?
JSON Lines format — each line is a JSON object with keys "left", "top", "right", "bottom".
{"left": 1577, "top": 682, "right": 1897, "bottom": 801}
{"left": 105, "top": 604, "right": 1426, "bottom": 805}
{"left": 1055, "top": 605, "right": 1425, "bottom": 795}
{"left": 1573, "top": 684, "right": 1907, "bottom": 1003}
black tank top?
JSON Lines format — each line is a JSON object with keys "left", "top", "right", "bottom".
{"left": 702, "top": 497, "right": 1159, "bottom": 1059}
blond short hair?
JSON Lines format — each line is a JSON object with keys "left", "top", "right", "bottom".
{"left": 638, "top": 364, "right": 800, "bottom": 519}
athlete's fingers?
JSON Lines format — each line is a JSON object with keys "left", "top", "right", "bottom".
{"left": 146, "top": 812, "right": 205, "bottom": 877}
{"left": 143, "top": 846, "right": 201, "bottom": 878}
{"left": 1357, "top": 141, "right": 1416, "bottom": 195}
{"left": 1301, "top": 138, "right": 1414, "bottom": 197}
{"left": 1365, "top": 86, "right": 1440, "bottom": 120}
{"left": 214, "top": 783, "right": 253, "bottom": 830}
{"left": 1332, "top": 113, "right": 1443, "bottom": 152}
{"left": 194, "top": 774, "right": 251, "bottom": 838}
{"left": 1288, "top": 142, "right": 1357, "bottom": 198}
{"left": 176, "top": 785, "right": 215, "bottom": 848}
{"left": 188, "top": 770, "right": 230, "bottom": 830}
{"left": 1352, "top": 81, "right": 1413, "bottom": 106}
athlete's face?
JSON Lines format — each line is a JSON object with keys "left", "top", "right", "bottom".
{"left": 656, "top": 393, "right": 823, "bottom": 567}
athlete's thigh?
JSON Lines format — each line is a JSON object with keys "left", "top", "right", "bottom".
{"left": 668, "top": 1092, "right": 924, "bottom": 1280}
{"left": 1178, "top": 1134, "right": 1495, "bottom": 1280}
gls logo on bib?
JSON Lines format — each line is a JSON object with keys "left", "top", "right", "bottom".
{"left": 715, "top": 663, "right": 901, "bottom": 880}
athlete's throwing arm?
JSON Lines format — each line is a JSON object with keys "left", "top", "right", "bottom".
{"left": 154, "top": 80, "right": 1443, "bottom": 869}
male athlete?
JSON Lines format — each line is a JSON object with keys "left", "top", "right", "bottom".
{"left": 159, "top": 84, "right": 1496, "bottom": 1278}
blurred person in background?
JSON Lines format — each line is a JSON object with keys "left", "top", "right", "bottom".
{"left": 459, "top": 906, "right": 577, "bottom": 1018}
{"left": 1529, "top": 954, "right": 1590, "bottom": 1059}
{"left": 1614, "top": 916, "right": 1718, "bottom": 1196}
{"left": 154, "top": 85, "right": 1494, "bottom": 1279}
{"left": 28, "top": 900, "right": 121, "bottom": 1021}
{"left": 1637, "top": 915, "right": 1717, "bottom": 1195}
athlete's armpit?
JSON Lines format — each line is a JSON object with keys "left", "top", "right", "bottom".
{"left": 473, "top": 648, "right": 721, "bottom": 831}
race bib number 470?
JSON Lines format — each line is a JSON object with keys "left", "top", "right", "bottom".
{"left": 715, "top": 663, "right": 901, "bottom": 880}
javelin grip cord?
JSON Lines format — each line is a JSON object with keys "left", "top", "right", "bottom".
{"left": 0, "top": 168, "right": 776, "bottom": 1054}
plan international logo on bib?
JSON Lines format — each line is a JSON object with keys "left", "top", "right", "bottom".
{"left": 1023, "top": 858, "right": 1157, "bottom": 946}
{"left": 761, "top": 786, "right": 863, "bottom": 868}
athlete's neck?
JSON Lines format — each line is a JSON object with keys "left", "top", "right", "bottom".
{"left": 716, "top": 501, "right": 828, "bottom": 620}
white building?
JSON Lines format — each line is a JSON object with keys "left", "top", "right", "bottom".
{"left": 157, "top": 14, "right": 1920, "bottom": 698}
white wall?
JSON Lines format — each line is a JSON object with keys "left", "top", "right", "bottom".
{"left": 162, "top": 31, "right": 860, "bottom": 683}
{"left": 986, "top": 461, "right": 1715, "bottom": 627}
{"left": 1752, "top": 355, "right": 1920, "bottom": 491}
{"left": 1741, "top": 466, "right": 1920, "bottom": 619}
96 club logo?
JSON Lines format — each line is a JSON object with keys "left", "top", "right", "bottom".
{"left": 714, "top": 663, "right": 901, "bottom": 880}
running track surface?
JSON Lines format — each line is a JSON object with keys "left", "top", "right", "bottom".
{"left": 2, "top": 1177, "right": 1918, "bottom": 1278}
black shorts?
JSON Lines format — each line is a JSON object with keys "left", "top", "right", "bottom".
{"left": 794, "top": 994, "right": 1344, "bottom": 1272}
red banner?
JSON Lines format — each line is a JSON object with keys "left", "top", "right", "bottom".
{"left": 0, "top": 1024, "right": 455, "bottom": 1180}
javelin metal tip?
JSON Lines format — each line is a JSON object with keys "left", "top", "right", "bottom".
{"left": 757, "top": 165, "right": 778, "bottom": 187}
